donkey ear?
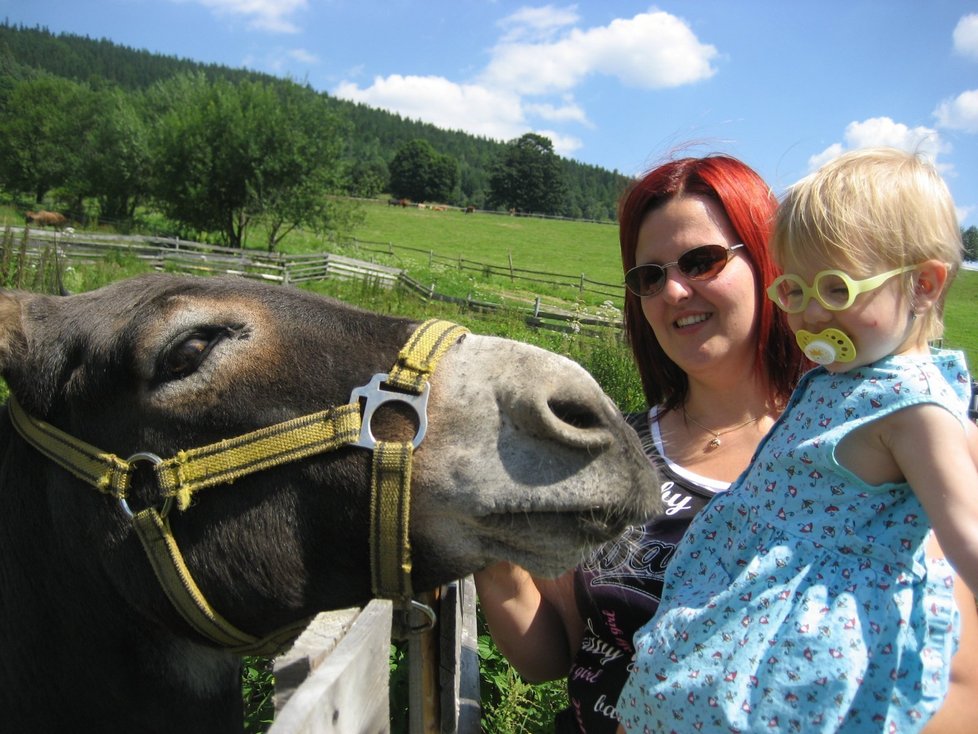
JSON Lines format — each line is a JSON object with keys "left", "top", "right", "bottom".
{"left": 0, "top": 290, "right": 59, "bottom": 415}
{"left": 0, "top": 290, "right": 27, "bottom": 377}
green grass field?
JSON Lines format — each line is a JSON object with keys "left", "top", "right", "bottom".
{"left": 941, "top": 267, "right": 978, "bottom": 370}
{"left": 345, "top": 201, "right": 621, "bottom": 279}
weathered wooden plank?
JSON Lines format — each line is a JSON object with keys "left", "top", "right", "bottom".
{"left": 270, "top": 600, "right": 393, "bottom": 734}
{"left": 439, "top": 577, "right": 480, "bottom": 733}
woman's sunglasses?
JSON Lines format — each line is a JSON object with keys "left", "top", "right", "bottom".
{"left": 624, "top": 244, "right": 744, "bottom": 298}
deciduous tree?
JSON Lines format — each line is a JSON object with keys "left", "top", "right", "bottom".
{"left": 488, "top": 133, "right": 566, "bottom": 215}
{"left": 389, "top": 139, "right": 458, "bottom": 203}
{"left": 82, "top": 86, "right": 151, "bottom": 224}
{"left": 0, "top": 73, "right": 93, "bottom": 204}
{"left": 148, "top": 73, "right": 352, "bottom": 249}
{"left": 963, "top": 226, "right": 978, "bottom": 262}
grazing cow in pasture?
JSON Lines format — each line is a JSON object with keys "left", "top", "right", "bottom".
{"left": 0, "top": 273, "right": 661, "bottom": 732}
{"left": 24, "top": 210, "right": 68, "bottom": 229}
{"left": 465, "top": 205, "right": 475, "bottom": 214}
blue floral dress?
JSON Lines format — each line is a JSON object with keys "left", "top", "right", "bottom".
{"left": 617, "top": 349, "right": 972, "bottom": 733}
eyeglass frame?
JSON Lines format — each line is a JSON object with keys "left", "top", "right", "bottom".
{"left": 765, "top": 264, "right": 918, "bottom": 313}
{"left": 624, "top": 243, "right": 745, "bottom": 298}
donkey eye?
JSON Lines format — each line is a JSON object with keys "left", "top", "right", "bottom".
{"left": 160, "top": 329, "right": 227, "bottom": 380}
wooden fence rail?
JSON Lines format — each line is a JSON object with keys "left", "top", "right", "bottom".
{"left": 342, "top": 236, "right": 623, "bottom": 302}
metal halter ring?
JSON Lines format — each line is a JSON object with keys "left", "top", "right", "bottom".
{"left": 349, "top": 373, "right": 430, "bottom": 450}
{"left": 118, "top": 452, "right": 172, "bottom": 519}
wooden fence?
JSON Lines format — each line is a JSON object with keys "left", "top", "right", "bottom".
{"left": 9, "top": 227, "right": 622, "bottom": 337}
{"left": 270, "top": 578, "right": 480, "bottom": 734}
{"left": 342, "top": 236, "right": 623, "bottom": 303}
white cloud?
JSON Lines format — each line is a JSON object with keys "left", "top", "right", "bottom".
{"left": 524, "top": 98, "right": 591, "bottom": 126}
{"left": 497, "top": 4, "right": 581, "bottom": 43}
{"left": 243, "top": 46, "right": 318, "bottom": 75}
{"left": 334, "top": 75, "right": 527, "bottom": 142}
{"left": 807, "top": 117, "right": 950, "bottom": 171}
{"left": 288, "top": 48, "right": 319, "bottom": 65}
{"left": 934, "top": 89, "right": 978, "bottom": 133}
{"left": 176, "top": 0, "right": 307, "bottom": 33}
{"left": 807, "top": 143, "right": 844, "bottom": 171}
{"left": 534, "top": 129, "right": 583, "bottom": 157}
{"left": 954, "top": 13, "right": 978, "bottom": 60}
{"left": 332, "top": 9, "right": 717, "bottom": 156}
{"left": 481, "top": 10, "right": 718, "bottom": 95}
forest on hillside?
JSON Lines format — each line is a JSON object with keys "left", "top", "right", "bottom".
{"left": 0, "top": 22, "right": 631, "bottom": 227}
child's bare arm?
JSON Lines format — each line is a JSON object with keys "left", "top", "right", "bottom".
{"left": 921, "top": 530, "right": 978, "bottom": 734}
{"left": 891, "top": 405, "right": 978, "bottom": 594}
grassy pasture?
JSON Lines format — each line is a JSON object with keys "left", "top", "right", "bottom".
{"left": 305, "top": 201, "right": 622, "bottom": 281}
{"left": 941, "top": 267, "right": 978, "bottom": 369}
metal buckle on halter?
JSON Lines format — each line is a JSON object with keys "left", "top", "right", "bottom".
{"left": 349, "top": 373, "right": 430, "bottom": 450}
{"left": 118, "top": 452, "right": 173, "bottom": 519}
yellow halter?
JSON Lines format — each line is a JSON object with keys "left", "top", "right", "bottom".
{"left": 8, "top": 318, "right": 469, "bottom": 654}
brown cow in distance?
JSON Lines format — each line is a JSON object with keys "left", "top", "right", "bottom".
{"left": 25, "top": 210, "right": 68, "bottom": 229}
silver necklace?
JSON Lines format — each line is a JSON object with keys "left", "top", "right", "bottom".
{"left": 682, "top": 407, "right": 762, "bottom": 449}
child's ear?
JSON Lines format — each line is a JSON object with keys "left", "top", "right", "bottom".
{"left": 911, "top": 259, "right": 949, "bottom": 312}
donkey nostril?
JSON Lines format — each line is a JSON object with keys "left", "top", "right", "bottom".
{"left": 547, "top": 398, "right": 604, "bottom": 430}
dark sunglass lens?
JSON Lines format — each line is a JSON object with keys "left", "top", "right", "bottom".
{"left": 626, "top": 265, "right": 665, "bottom": 296}
{"left": 679, "top": 245, "right": 729, "bottom": 279}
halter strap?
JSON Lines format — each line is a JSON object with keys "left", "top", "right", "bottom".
{"left": 367, "top": 319, "right": 469, "bottom": 602}
{"left": 8, "top": 318, "right": 468, "bottom": 652}
{"left": 9, "top": 397, "right": 363, "bottom": 511}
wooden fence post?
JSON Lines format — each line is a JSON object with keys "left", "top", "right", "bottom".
{"left": 439, "top": 577, "right": 480, "bottom": 733}
{"left": 410, "top": 589, "right": 440, "bottom": 734}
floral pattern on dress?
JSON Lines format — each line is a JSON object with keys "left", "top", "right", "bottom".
{"left": 616, "top": 349, "right": 971, "bottom": 734}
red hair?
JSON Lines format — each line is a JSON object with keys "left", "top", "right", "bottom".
{"left": 618, "top": 155, "right": 806, "bottom": 412}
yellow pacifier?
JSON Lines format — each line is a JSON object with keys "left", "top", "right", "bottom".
{"left": 796, "top": 328, "right": 856, "bottom": 365}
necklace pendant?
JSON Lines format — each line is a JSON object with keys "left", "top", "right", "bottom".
{"left": 709, "top": 436, "right": 721, "bottom": 449}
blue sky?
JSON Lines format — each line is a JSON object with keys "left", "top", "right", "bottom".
{"left": 4, "top": 1, "right": 977, "bottom": 225}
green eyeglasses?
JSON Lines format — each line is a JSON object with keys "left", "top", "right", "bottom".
{"left": 766, "top": 265, "right": 918, "bottom": 313}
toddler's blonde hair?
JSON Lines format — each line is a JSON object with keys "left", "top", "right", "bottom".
{"left": 771, "top": 147, "right": 962, "bottom": 341}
